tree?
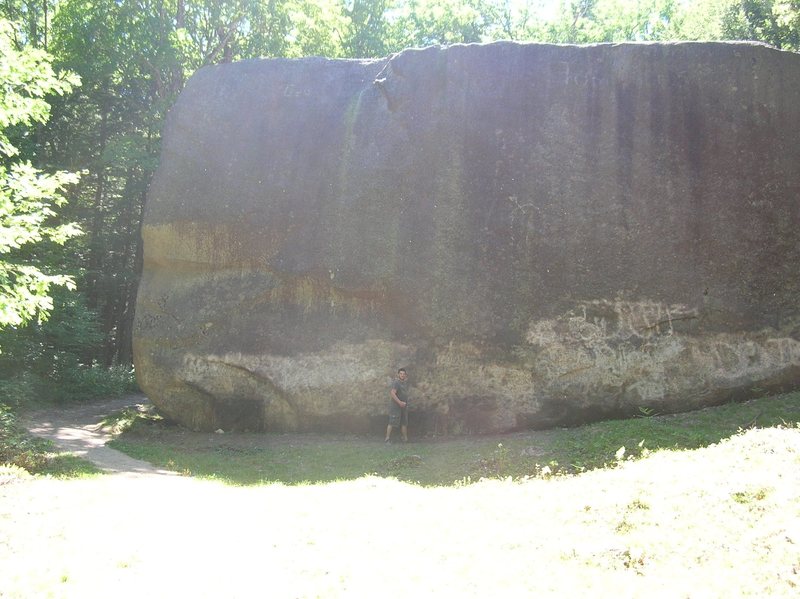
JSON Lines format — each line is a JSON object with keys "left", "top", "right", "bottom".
{"left": 0, "top": 17, "right": 80, "bottom": 330}
{"left": 341, "top": 0, "right": 395, "bottom": 56}
{"left": 48, "top": 0, "right": 183, "bottom": 365}
{"left": 0, "top": 0, "right": 57, "bottom": 49}
{"left": 398, "top": 0, "right": 495, "bottom": 46}
{"left": 721, "top": 0, "right": 800, "bottom": 50}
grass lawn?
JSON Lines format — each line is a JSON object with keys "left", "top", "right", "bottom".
{"left": 2, "top": 392, "right": 799, "bottom": 597}
{"left": 109, "top": 391, "right": 800, "bottom": 486}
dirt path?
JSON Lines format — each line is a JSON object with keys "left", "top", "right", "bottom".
{"left": 20, "top": 394, "right": 175, "bottom": 476}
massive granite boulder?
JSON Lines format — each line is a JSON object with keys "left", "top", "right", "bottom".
{"left": 134, "top": 41, "right": 800, "bottom": 433}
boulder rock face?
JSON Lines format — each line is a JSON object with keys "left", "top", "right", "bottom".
{"left": 134, "top": 42, "right": 800, "bottom": 433}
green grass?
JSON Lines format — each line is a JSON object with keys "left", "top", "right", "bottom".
{"left": 35, "top": 452, "right": 102, "bottom": 478}
{"left": 0, "top": 402, "right": 101, "bottom": 479}
{"left": 109, "top": 390, "right": 800, "bottom": 486}
{"left": 3, "top": 393, "right": 800, "bottom": 597}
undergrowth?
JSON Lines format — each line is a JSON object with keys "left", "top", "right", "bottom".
{"left": 0, "top": 365, "right": 137, "bottom": 409}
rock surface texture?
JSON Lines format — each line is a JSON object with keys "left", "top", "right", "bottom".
{"left": 134, "top": 42, "right": 800, "bottom": 433}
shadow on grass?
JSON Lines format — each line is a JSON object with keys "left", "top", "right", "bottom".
{"left": 109, "top": 391, "right": 800, "bottom": 487}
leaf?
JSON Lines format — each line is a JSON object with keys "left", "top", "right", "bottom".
{"left": 0, "top": 17, "right": 82, "bottom": 329}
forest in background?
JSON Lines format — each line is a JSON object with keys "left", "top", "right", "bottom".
{"left": 1, "top": 0, "right": 799, "bottom": 407}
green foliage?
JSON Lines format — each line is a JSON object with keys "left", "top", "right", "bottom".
{"left": 396, "top": 0, "right": 494, "bottom": 46}
{"left": 341, "top": 0, "right": 395, "bottom": 56}
{"left": 0, "top": 401, "right": 98, "bottom": 476}
{"left": 284, "top": 0, "right": 348, "bottom": 57}
{"left": 0, "top": 402, "right": 46, "bottom": 470}
{"left": 0, "top": 287, "right": 137, "bottom": 408}
{"left": 0, "top": 371, "right": 46, "bottom": 408}
{"left": 54, "top": 363, "right": 138, "bottom": 403}
{"left": 0, "top": 20, "right": 76, "bottom": 155}
{"left": 0, "top": 359, "right": 138, "bottom": 407}
{"left": 0, "top": 18, "right": 81, "bottom": 331}
{"left": 721, "top": 0, "right": 800, "bottom": 50}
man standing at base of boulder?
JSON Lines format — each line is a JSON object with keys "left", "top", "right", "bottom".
{"left": 385, "top": 368, "right": 409, "bottom": 443}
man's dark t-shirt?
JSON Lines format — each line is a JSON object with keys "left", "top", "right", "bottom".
{"left": 391, "top": 379, "right": 408, "bottom": 405}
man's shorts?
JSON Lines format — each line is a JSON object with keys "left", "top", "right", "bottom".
{"left": 388, "top": 402, "right": 408, "bottom": 426}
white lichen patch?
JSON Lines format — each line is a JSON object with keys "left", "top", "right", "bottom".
{"left": 169, "top": 297, "right": 800, "bottom": 431}
{"left": 181, "top": 340, "right": 414, "bottom": 393}
{"left": 525, "top": 298, "right": 698, "bottom": 347}
{"left": 525, "top": 298, "right": 800, "bottom": 406}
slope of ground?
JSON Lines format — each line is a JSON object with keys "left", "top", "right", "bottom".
{"left": 1, "top": 397, "right": 798, "bottom": 597}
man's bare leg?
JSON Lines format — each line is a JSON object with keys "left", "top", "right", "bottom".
{"left": 385, "top": 425, "right": 393, "bottom": 442}
{"left": 401, "top": 425, "right": 408, "bottom": 442}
